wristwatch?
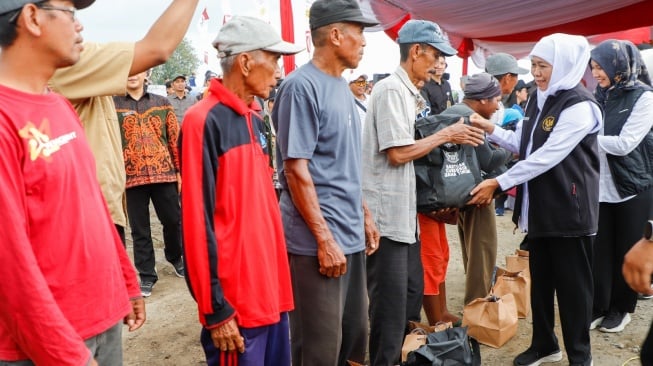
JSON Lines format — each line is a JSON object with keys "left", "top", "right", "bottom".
{"left": 646, "top": 220, "right": 653, "bottom": 241}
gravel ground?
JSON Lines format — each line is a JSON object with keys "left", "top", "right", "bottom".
{"left": 122, "top": 208, "right": 652, "bottom": 365}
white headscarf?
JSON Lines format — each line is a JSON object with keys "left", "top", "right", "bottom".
{"left": 529, "top": 33, "right": 590, "bottom": 110}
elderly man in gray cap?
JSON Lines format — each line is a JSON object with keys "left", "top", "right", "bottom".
{"left": 0, "top": 1, "right": 145, "bottom": 365}
{"left": 272, "top": 0, "right": 380, "bottom": 364}
{"left": 362, "top": 19, "right": 485, "bottom": 365}
{"left": 179, "top": 15, "right": 302, "bottom": 366}
{"left": 485, "top": 52, "right": 529, "bottom": 124}
{"left": 486, "top": 52, "right": 529, "bottom": 103}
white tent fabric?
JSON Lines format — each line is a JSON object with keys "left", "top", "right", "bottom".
{"left": 360, "top": 0, "right": 653, "bottom": 67}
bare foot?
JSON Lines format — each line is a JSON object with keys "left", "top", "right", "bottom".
{"left": 441, "top": 311, "right": 461, "bottom": 325}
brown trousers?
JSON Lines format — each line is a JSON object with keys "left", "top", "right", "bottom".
{"left": 457, "top": 203, "right": 498, "bottom": 305}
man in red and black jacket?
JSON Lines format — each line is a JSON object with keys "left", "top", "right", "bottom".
{"left": 179, "top": 16, "right": 302, "bottom": 366}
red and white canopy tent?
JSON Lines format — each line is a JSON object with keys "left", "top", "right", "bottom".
{"left": 353, "top": 0, "right": 653, "bottom": 74}
{"left": 278, "top": 0, "right": 653, "bottom": 75}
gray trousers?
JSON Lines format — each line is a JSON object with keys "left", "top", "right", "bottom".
{"left": 289, "top": 251, "right": 368, "bottom": 366}
{"left": 0, "top": 322, "right": 123, "bottom": 366}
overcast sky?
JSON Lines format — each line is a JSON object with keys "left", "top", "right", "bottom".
{"left": 76, "top": 0, "right": 511, "bottom": 87}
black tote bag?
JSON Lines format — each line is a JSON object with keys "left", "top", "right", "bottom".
{"left": 414, "top": 115, "right": 482, "bottom": 212}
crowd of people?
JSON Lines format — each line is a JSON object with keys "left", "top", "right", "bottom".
{"left": 1, "top": 0, "right": 652, "bottom": 366}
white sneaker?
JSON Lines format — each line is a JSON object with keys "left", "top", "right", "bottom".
{"left": 589, "top": 315, "right": 604, "bottom": 330}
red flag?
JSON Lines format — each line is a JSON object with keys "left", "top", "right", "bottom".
{"left": 280, "top": 0, "right": 295, "bottom": 75}
{"left": 200, "top": 7, "right": 209, "bottom": 26}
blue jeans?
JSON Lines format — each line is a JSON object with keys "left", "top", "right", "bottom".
{"left": 201, "top": 313, "right": 290, "bottom": 366}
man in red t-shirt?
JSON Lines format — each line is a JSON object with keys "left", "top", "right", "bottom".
{"left": 0, "top": 1, "right": 143, "bottom": 365}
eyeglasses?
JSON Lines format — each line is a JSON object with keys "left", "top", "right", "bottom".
{"left": 36, "top": 3, "right": 77, "bottom": 21}
{"left": 352, "top": 80, "right": 367, "bottom": 87}
{"left": 7, "top": 2, "right": 76, "bottom": 24}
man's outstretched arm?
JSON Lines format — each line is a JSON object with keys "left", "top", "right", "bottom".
{"left": 129, "top": 0, "right": 200, "bottom": 75}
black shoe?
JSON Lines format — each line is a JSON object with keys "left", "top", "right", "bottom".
{"left": 569, "top": 357, "right": 593, "bottom": 366}
{"left": 140, "top": 281, "right": 155, "bottom": 297}
{"left": 599, "top": 311, "right": 631, "bottom": 333}
{"left": 172, "top": 259, "right": 185, "bottom": 278}
{"left": 519, "top": 235, "right": 529, "bottom": 251}
{"left": 514, "top": 347, "right": 562, "bottom": 366}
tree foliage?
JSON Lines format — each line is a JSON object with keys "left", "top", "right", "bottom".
{"left": 150, "top": 38, "right": 201, "bottom": 85}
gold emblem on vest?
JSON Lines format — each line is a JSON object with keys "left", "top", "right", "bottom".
{"left": 541, "top": 116, "right": 555, "bottom": 132}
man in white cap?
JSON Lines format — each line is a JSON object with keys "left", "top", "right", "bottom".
{"left": 0, "top": 1, "right": 144, "bottom": 365}
{"left": 348, "top": 73, "right": 369, "bottom": 130}
{"left": 180, "top": 15, "right": 302, "bottom": 366}
{"left": 362, "top": 19, "right": 485, "bottom": 365}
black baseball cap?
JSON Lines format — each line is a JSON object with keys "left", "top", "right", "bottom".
{"left": 309, "top": 0, "right": 378, "bottom": 30}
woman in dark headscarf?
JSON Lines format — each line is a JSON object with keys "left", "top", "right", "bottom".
{"left": 589, "top": 40, "right": 653, "bottom": 334}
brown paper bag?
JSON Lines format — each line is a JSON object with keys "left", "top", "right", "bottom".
{"left": 493, "top": 267, "right": 531, "bottom": 318}
{"left": 401, "top": 328, "right": 428, "bottom": 362}
{"left": 462, "top": 293, "right": 518, "bottom": 348}
{"left": 506, "top": 249, "right": 530, "bottom": 279}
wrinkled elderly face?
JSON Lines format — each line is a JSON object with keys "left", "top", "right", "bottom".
{"left": 413, "top": 44, "right": 441, "bottom": 84}
{"left": 335, "top": 22, "right": 367, "bottom": 70}
{"left": 242, "top": 50, "right": 281, "bottom": 100}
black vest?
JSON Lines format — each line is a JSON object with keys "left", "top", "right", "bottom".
{"left": 514, "top": 84, "right": 600, "bottom": 238}
{"left": 602, "top": 88, "right": 653, "bottom": 197}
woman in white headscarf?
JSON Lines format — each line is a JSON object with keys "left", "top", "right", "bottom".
{"left": 468, "top": 33, "right": 602, "bottom": 366}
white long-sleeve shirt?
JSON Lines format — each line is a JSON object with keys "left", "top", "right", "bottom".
{"left": 597, "top": 91, "right": 653, "bottom": 203}
{"left": 489, "top": 101, "right": 602, "bottom": 232}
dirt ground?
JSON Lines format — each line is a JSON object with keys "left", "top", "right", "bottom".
{"left": 122, "top": 209, "right": 652, "bottom": 365}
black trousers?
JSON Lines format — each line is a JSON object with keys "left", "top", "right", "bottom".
{"left": 126, "top": 182, "right": 182, "bottom": 283}
{"left": 593, "top": 188, "right": 652, "bottom": 314}
{"left": 642, "top": 322, "right": 653, "bottom": 364}
{"left": 115, "top": 224, "right": 126, "bottom": 247}
{"left": 367, "top": 237, "right": 423, "bottom": 366}
{"left": 529, "top": 236, "right": 593, "bottom": 365}
{"left": 288, "top": 252, "right": 368, "bottom": 366}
